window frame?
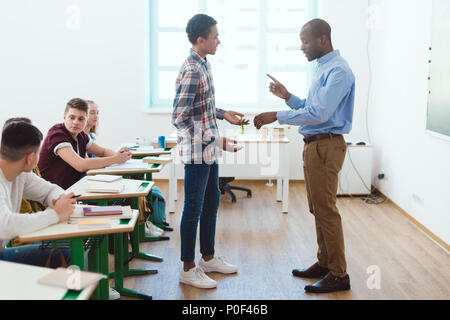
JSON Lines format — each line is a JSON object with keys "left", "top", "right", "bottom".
{"left": 147, "top": 0, "right": 318, "bottom": 111}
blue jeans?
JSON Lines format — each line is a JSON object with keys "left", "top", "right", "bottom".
{"left": 181, "top": 163, "right": 220, "bottom": 262}
{"left": 0, "top": 244, "right": 71, "bottom": 268}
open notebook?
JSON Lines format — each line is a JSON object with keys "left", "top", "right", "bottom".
{"left": 38, "top": 267, "right": 106, "bottom": 291}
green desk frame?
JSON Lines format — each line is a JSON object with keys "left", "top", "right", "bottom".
{"left": 78, "top": 195, "right": 157, "bottom": 300}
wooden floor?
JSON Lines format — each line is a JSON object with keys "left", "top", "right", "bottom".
{"left": 115, "top": 180, "right": 450, "bottom": 300}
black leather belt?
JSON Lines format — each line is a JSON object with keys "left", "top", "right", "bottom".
{"left": 303, "top": 133, "right": 342, "bottom": 144}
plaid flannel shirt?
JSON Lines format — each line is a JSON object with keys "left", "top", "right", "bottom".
{"left": 172, "top": 49, "right": 226, "bottom": 164}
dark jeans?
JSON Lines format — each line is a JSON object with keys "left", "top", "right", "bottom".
{"left": 180, "top": 162, "right": 220, "bottom": 262}
{"left": 0, "top": 244, "right": 71, "bottom": 269}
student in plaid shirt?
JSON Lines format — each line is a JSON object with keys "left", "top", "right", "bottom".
{"left": 173, "top": 14, "right": 249, "bottom": 289}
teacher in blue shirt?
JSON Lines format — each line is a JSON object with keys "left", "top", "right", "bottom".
{"left": 255, "top": 18, "right": 355, "bottom": 294}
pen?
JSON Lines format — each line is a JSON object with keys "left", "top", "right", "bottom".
{"left": 71, "top": 194, "right": 82, "bottom": 199}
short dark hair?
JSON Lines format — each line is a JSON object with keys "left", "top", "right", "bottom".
{"left": 3, "top": 117, "right": 32, "bottom": 130}
{"left": 186, "top": 14, "right": 217, "bottom": 45}
{"left": 0, "top": 121, "right": 43, "bottom": 162}
{"left": 64, "top": 98, "right": 88, "bottom": 115}
{"left": 303, "top": 18, "right": 332, "bottom": 41}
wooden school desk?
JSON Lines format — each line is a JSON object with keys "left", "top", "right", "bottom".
{"left": 66, "top": 177, "right": 160, "bottom": 260}
{"left": 86, "top": 163, "right": 170, "bottom": 243}
{"left": 87, "top": 162, "right": 165, "bottom": 183}
{"left": 66, "top": 178, "right": 157, "bottom": 299}
{"left": 17, "top": 207, "right": 141, "bottom": 300}
{"left": 126, "top": 145, "right": 178, "bottom": 213}
{"left": 0, "top": 261, "right": 98, "bottom": 300}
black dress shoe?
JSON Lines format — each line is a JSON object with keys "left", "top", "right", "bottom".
{"left": 162, "top": 225, "right": 173, "bottom": 232}
{"left": 292, "top": 262, "right": 330, "bottom": 278}
{"left": 304, "top": 272, "right": 351, "bottom": 293}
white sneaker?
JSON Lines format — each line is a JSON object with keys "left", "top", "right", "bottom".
{"left": 109, "top": 287, "right": 120, "bottom": 300}
{"left": 145, "top": 221, "right": 164, "bottom": 237}
{"left": 199, "top": 256, "right": 238, "bottom": 274}
{"left": 179, "top": 267, "right": 217, "bottom": 289}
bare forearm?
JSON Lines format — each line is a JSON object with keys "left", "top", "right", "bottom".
{"left": 102, "top": 148, "right": 116, "bottom": 157}
{"left": 78, "top": 156, "right": 118, "bottom": 172}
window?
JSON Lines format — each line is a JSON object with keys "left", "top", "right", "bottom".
{"left": 149, "top": 0, "right": 317, "bottom": 110}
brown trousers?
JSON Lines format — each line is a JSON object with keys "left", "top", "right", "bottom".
{"left": 303, "top": 135, "right": 348, "bottom": 277}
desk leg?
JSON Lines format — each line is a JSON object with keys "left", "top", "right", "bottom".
{"left": 277, "top": 178, "right": 282, "bottom": 202}
{"left": 99, "top": 236, "right": 109, "bottom": 300}
{"left": 130, "top": 197, "right": 163, "bottom": 262}
{"left": 88, "top": 236, "right": 109, "bottom": 300}
{"left": 110, "top": 228, "right": 159, "bottom": 278}
{"left": 130, "top": 223, "right": 163, "bottom": 262}
{"left": 112, "top": 233, "right": 152, "bottom": 300}
{"left": 139, "top": 223, "right": 170, "bottom": 242}
{"left": 282, "top": 177, "right": 289, "bottom": 214}
{"left": 70, "top": 239, "right": 84, "bottom": 269}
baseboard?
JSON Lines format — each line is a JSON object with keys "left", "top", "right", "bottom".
{"left": 374, "top": 188, "right": 449, "bottom": 252}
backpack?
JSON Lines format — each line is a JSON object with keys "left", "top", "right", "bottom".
{"left": 149, "top": 186, "right": 166, "bottom": 227}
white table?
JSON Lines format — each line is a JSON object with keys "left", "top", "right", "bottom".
{"left": 224, "top": 133, "right": 290, "bottom": 213}
{"left": 171, "top": 132, "right": 291, "bottom": 213}
{"left": 0, "top": 261, "right": 98, "bottom": 300}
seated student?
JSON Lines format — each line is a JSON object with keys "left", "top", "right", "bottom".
{"left": 0, "top": 121, "right": 75, "bottom": 267}
{"left": 3, "top": 118, "right": 46, "bottom": 247}
{"left": 38, "top": 98, "right": 131, "bottom": 189}
{"left": 82, "top": 99, "right": 173, "bottom": 236}
{"left": 84, "top": 100, "right": 99, "bottom": 158}
{"left": 3, "top": 118, "right": 45, "bottom": 214}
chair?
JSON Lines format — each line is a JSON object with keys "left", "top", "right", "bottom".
{"left": 219, "top": 177, "right": 252, "bottom": 203}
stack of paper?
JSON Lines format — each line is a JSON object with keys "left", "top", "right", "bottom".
{"left": 87, "top": 175, "right": 122, "bottom": 183}
{"left": 77, "top": 219, "right": 111, "bottom": 229}
{"left": 106, "top": 159, "right": 148, "bottom": 170}
{"left": 142, "top": 156, "right": 173, "bottom": 164}
{"left": 83, "top": 206, "right": 123, "bottom": 216}
{"left": 70, "top": 205, "right": 133, "bottom": 221}
{"left": 85, "top": 181, "right": 125, "bottom": 194}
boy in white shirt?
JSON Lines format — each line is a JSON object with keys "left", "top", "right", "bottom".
{"left": 0, "top": 121, "right": 76, "bottom": 267}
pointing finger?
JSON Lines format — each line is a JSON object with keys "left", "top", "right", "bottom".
{"left": 267, "top": 73, "right": 279, "bottom": 83}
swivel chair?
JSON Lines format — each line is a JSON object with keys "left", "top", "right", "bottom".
{"left": 219, "top": 177, "right": 252, "bottom": 203}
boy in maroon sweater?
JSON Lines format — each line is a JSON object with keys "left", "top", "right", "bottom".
{"left": 38, "top": 98, "right": 131, "bottom": 189}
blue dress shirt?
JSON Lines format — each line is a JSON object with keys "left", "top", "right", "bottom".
{"left": 276, "top": 50, "right": 355, "bottom": 138}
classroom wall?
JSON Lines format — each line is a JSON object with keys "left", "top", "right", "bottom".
{"left": 368, "top": 0, "right": 450, "bottom": 245}
{"left": 1, "top": 1, "right": 447, "bottom": 244}
{"left": 0, "top": 0, "right": 370, "bottom": 181}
